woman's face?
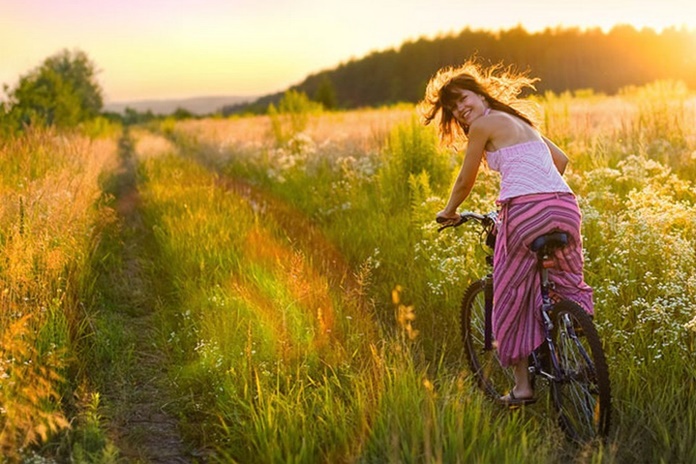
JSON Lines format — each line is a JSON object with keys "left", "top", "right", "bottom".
{"left": 446, "top": 88, "right": 487, "bottom": 126}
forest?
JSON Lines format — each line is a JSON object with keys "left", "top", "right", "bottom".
{"left": 227, "top": 24, "right": 696, "bottom": 113}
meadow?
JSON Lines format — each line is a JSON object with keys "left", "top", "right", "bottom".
{"left": 1, "top": 82, "right": 695, "bottom": 463}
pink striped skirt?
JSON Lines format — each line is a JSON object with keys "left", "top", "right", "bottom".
{"left": 493, "top": 192, "right": 594, "bottom": 367}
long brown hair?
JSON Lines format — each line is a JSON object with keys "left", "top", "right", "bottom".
{"left": 418, "top": 58, "right": 539, "bottom": 146}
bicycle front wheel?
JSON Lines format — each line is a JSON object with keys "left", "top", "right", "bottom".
{"left": 460, "top": 279, "right": 514, "bottom": 398}
{"left": 549, "top": 300, "right": 611, "bottom": 442}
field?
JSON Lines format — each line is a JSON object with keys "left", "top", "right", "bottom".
{"left": 1, "top": 82, "right": 696, "bottom": 463}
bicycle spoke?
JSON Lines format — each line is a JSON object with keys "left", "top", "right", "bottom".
{"left": 550, "top": 301, "right": 611, "bottom": 442}
{"left": 444, "top": 212, "right": 610, "bottom": 443}
{"left": 561, "top": 350, "right": 597, "bottom": 431}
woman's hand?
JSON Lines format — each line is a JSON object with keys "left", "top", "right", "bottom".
{"left": 436, "top": 209, "right": 461, "bottom": 226}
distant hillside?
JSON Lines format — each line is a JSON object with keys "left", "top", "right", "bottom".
{"left": 226, "top": 25, "right": 696, "bottom": 114}
{"left": 105, "top": 95, "right": 256, "bottom": 115}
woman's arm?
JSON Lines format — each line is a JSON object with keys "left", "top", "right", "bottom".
{"left": 437, "top": 123, "right": 487, "bottom": 222}
{"left": 542, "top": 135, "right": 569, "bottom": 174}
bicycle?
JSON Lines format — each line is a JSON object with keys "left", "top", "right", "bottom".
{"left": 438, "top": 211, "right": 611, "bottom": 442}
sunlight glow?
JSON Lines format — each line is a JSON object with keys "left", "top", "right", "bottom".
{"left": 1, "top": 0, "right": 695, "bottom": 101}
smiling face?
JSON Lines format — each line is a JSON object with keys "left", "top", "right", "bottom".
{"left": 445, "top": 88, "right": 488, "bottom": 126}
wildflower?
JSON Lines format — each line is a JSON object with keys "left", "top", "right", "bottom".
{"left": 392, "top": 285, "right": 403, "bottom": 305}
{"left": 685, "top": 315, "right": 696, "bottom": 333}
{"left": 397, "top": 304, "right": 419, "bottom": 340}
{"left": 397, "top": 304, "right": 416, "bottom": 325}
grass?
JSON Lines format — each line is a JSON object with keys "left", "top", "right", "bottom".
{"left": 1, "top": 82, "right": 695, "bottom": 462}
{"left": 156, "top": 83, "right": 696, "bottom": 462}
{"left": 0, "top": 127, "right": 120, "bottom": 461}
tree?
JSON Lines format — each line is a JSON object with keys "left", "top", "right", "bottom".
{"left": 313, "top": 76, "right": 338, "bottom": 110}
{"left": 2, "top": 49, "right": 103, "bottom": 131}
{"left": 228, "top": 25, "right": 696, "bottom": 113}
{"left": 172, "top": 107, "right": 194, "bottom": 120}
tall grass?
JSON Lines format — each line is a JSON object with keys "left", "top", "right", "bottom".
{"left": 0, "top": 128, "right": 119, "bottom": 460}
{"left": 130, "top": 128, "right": 557, "bottom": 462}
{"left": 8, "top": 83, "right": 693, "bottom": 462}
{"left": 160, "top": 81, "right": 696, "bottom": 462}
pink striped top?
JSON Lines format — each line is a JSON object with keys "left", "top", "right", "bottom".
{"left": 486, "top": 140, "right": 571, "bottom": 201}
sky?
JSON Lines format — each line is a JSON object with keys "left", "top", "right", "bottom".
{"left": 2, "top": 0, "right": 696, "bottom": 103}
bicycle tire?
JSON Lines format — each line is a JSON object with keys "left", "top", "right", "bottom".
{"left": 460, "top": 279, "right": 514, "bottom": 398}
{"left": 549, "top": 300, "right": 611, "bottom": 442}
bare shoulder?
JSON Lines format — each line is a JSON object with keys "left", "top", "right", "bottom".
{"left": 467, "top": 116, "right": 495, "bottom": 144}
{"left": 476, "top": 111, "right": 530, "bottom": 150}
{"left": 469, "top": 111, "right": 503, "bottom": 136}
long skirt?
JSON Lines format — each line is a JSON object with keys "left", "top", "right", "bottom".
{"left": 492, "top": 192, "right": 594, "bottom": 367}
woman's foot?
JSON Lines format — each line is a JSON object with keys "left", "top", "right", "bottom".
{"left": 498, "top": 388, "right": 537, "bottom": 406}
{"left": 499, "top": 358, "right": 535, "bottom": 405}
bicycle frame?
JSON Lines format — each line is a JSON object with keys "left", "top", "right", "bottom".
{"left": 439, "top": 212, "right": 590, "bottom": 383}
{"left": 533, "top": 239, "right": 595, "bottom": 383}
{"left": 441, "top": 210, "right": 611, "bottom": 441}
{"left": 478, "top": 235, "right": 564, "bottom": 381}
{"left": 533, "top": 248, "right": 563, "bottom": 382}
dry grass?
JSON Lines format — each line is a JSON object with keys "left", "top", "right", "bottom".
{"left": 0, "top": 128, "right": 119, "bottom": 458}
{"left": 173, "top": 106, "right": 413, "bottom": 158}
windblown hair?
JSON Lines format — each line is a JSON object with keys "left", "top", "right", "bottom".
{"left": 418, "top": 58, "right": 539, "bottom": 146}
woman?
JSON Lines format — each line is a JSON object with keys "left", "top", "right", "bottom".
{"left": 418, "top": 59, "right": 594, "bottom": 405}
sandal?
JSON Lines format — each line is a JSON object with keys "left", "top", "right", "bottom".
{"left": 498, "top": 389, "right": 537, "bottom": 406}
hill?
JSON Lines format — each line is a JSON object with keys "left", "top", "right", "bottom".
{"left": 104, "top": 95, "right": 256, "bottom": 116}
{"left": 225, "top": 25, "right": 696, "bottom": 114}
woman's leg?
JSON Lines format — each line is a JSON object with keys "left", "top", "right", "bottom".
{"left": 511, "top": 358, "right": 534, "bottom": 398}
{"left": 499, "top": 357, "right": 535, "bottom": 403}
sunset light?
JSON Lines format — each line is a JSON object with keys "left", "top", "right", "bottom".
{"left": 2, "top": 0, "right": 695, "bottom": 102}
{"left": 3, "top": 0, "right": 696, "bottom": 461}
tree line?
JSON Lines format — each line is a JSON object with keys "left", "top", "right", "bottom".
{"left": 3, "top": 24, "right": 695, "bottom": 133}
{"left": 227, "top": 24, "right": 696, "bottom": 114}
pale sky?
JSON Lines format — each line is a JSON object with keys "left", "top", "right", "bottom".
{"left": 2, "top": 0, "right": 695, "bottom": 103}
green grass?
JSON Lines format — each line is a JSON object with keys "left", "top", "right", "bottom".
{"left": 126, "top": 134, "right": 558, "bottom": 461}
{"left": 5, "top": 82, "right": 693, "bottom": 461}
{"left": 149, "top": 82, "right": 696, "bottom": 462}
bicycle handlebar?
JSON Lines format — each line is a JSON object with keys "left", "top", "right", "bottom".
{"left": 436, "top": 211, "right": 498, "bottom": 232}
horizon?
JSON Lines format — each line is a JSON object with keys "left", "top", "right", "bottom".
{"left": 3, "top": 0, "right": 696, "bottom": 104}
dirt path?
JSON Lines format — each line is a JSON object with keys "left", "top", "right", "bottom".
{"left": 99, "top": 133, "right": 205, "bottom": 463}
{"left": 94, "top": 134, "right": 372, "bottom": 461}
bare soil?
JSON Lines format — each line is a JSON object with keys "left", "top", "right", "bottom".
{"left": 102, "top": 134, "right": 207, "bottom": 463}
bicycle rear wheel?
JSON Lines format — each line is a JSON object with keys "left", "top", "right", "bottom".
{"left": 549, "top": 300, "right": 611, "bottom": 442}
{"left": 460, "top": 279, "right": 514, "bottom": 398}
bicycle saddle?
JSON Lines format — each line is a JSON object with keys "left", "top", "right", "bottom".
{"left": 530, "top": 232, "right": 569, "bottom": 253}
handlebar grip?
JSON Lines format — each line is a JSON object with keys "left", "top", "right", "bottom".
{"left": 436, "top": 214, "right": 467, "bottom": 232}
{"left": 436, "top": 210, "right": 496, "bottom": 232}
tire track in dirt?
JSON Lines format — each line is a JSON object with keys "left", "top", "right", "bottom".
{"left": 219, "top": 177, "right": 359, "bottom": 291}
{"left": 215, "top": 174, "right": 380, "bottom": 345}
{"left": 99, "top": 132, "right": 206, "bottom": 463}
